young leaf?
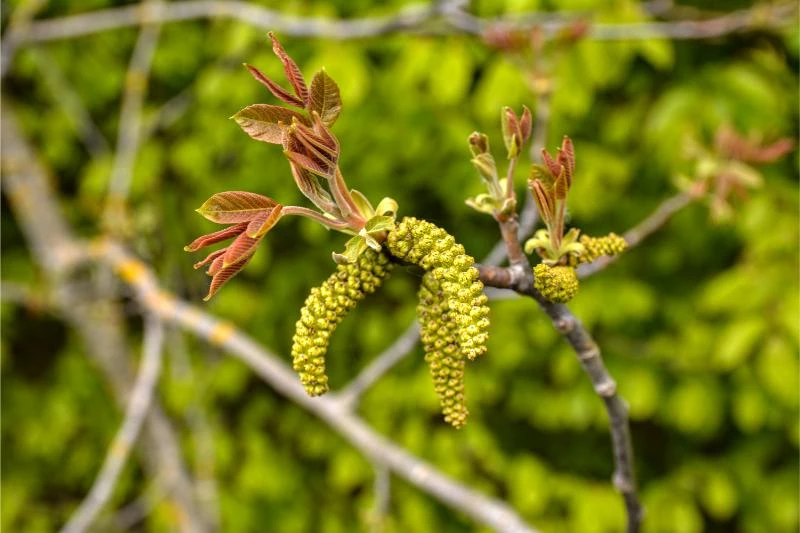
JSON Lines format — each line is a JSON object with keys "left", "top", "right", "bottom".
{"left": 309, "top": 69, "right": 342, "bottom": 126}
{"left": 197, "top": 192, "right": 278, "bottom": 224}
{"left": 246, "top": 204, "right": 284, "bottom": 238}
{"left": 350, "top": 189, "right": 375, "bottom": 219}
{"left": 364, "top": 215, "right": 395, "bottom": 234}
{"left": 268, "top": 32, "right": 308, "bottom": 104}
{"left": 193, "top": 248, "right": 226, "bottom": 270}
{"left": 332, "top": 236, "right": 367, "bottom": 264}
{"left": 184, "top": 222, "right": 248, "bottom": 251}
{"left": 290, "top": 165, "right": 336, "bottom": 211}
{"left": 204, "top": 252, "right": 256, "bottom": 301}
{"left": 232, "top": 105, "right": 308, "bottom": 144}
{"left": 285, "top": 150, "right": 334, "bottom": 179}
{"left": 222, "top": 231, "right": 260, "bottom": 267}
{"left": 553, "top": 167, "right": 569, "bottom": 200}
{"left": 244, "top": 63, "right": 304, "bottom": 108}
{"left": 374, "top": 197, "right": 398, "bottom": 218}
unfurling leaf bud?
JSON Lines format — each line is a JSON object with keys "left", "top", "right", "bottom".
{"left": 291, "top": 249, "right": 393, "bottom": 396}
{"left": 468, "top": 132, "right": 490, "bottom": 156}
{"left": 533, "top": 263, "right": 579, "bottom": 303}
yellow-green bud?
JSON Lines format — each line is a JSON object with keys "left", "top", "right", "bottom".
{"left": 386, "top": 217, "right": 490, "bottom": 360}
{"left": 533, "top": 263, "right": 579, "bottom": 303}
{"left": 577, "top": 233, "right": 627, "bottom": 264}
{"left": 291, "top": 249, "right": 393, "bottom": 396}
{"left": 417, "top": 272, "right": 468, "bottom": 428}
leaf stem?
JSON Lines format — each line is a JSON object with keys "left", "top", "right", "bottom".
{"left": 281, "top": 205, "right": 352, "bottom": 230}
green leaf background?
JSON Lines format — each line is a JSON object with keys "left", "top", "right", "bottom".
{"left": 2, "top": 0, "right": 797, "bottom": 532}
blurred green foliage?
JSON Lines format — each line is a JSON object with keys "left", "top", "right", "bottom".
{"left": 2, "top": 0, "right": 798, "bottom": 532}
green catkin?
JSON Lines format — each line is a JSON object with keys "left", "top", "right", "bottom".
{"left": 417, "top": 272, "right": 469, "bottom": 428}
{"left": 291, "top": 248, "right": 393, "bottom": 396}
{"left": 577, "top": 233, "right": 627, "bottom": 264}
{"left": 534, "top": 263, "right": 579, "bottom": 303}
{"left": 386, "top": 217, "right": 490, "bottom": 360}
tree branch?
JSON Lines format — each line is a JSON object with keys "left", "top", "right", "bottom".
{"left": 577, "top": 190, "right": 696, "bottom": 278}
{"left": 3, "top": 0, "right": 794, "bottom": 74}
{"left": 60, "top": 315, "right": 165, "bottom": 533}
{"left": 27, "top": 47, "right": 111, "bottom": 157}
{"left": 481, "top": 191, "right": 643, "bottom": 532}
{"left": 102, "top": 1, "right": 162, "bottom": 230}
{"left": 2, "top": 101, "right": 209, "bottom": 533}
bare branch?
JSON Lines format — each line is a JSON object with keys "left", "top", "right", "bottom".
{"left": 102, "top": 1, "right": 162, "bottom": 230}
{"left": 336, "top": 321, "right": 421, "bottom": 409}
{"left": 578, "top": 191, "right": 696, "bottom": 278}
{"left": 3, "top": 0, "right": 794, "bottom": 68}
{"left": 2, "top": 101, "right": 209, "bottom": 533}
{"left": 27, "top": 47, "right": 111, "bottom": 157}
{"left": 60, "top": 315, "right": 165, "bottom": 533}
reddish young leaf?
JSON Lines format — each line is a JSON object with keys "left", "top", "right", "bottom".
{"left": 285, "top": 150, "right": 333, "bottom": 178}
{"left": 204, "top": 252, "right": 256, "bottom": 301}
{"left": 246, "top": 204, "right": 283, "bottom": 238}
{"left": 530, "top": 179, "right": 554, "bottom": 223}
{"left": 207, "top": 254, "right": 226, "bottom": 276}
{"left": 244, "top": 63, "right": 305, "bottom": 108}
{"left": 184, "top": 222, "right": 248, "bottom": 251}
{"left": 197, "top": 191, "right": 278, "bottom": 224}
{"left": 519, "top": 106, "right": 532, "bottom": 144}
{"left": 232, "top": 104, "right": 308, "bottom": 144}
{"left": 193, "top": 248, "right": 227, "bottom": 270}
{"left": 553, "top": 167, "right": 569, "bottom": 200}
{"left": 309, "top": 69, "right": 342, "bottom": 126}
{"left": 560, "top": 136, "right": 575, "bottom": 182}
{"left": 222, "top": 231, "right": 260, "bottom": 267}
{"left": 541, "top": 148, "right": 561, "bottom": 177}
{"left": 268, "top": 32, "right": 308, "bottom": 105}
{"left": 288, "top": 162, "right": 339, "bottom": 215}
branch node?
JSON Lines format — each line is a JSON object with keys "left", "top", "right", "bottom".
{"left": 613, "top": 470, "right": 635, "bottom": 493}
{"left": 554, "top": 315, "right": 575, "bottom": 334}
{"left": 594, "top": 379, "right": 617, "bottom": 398}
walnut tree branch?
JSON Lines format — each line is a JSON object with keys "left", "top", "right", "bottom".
{"left": 3, "top": 0, "right": 795, "bottom": 76}
{"left": 2, "top": 101, "right": 209, "bottom": 533}
{"left": 577, "top": 190, "right": 696, "bottom": 278}
{"left": 481, "top": 200, "right": 644, "bottom": 532}
{"left": 60, "top": 315, "right": 165, "bottom": 533}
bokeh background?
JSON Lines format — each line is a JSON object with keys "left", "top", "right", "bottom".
{"left": 2, "top": 0, "right": 798, "bottom": 532}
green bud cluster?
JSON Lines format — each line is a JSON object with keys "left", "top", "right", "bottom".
{"left": 292, "top": 248, "right": 393, "bottom": 396}
{"left": 577, "top": 233, "right": 627, "bottom": 264}
{"left": 418, "top": 272, "right": 469, "bottom": 428}
{"left": 386, "top": 217, "right": 490, "bottom": 360}
{"left": 534, "top": 263, "right": 579, "bottom": 303}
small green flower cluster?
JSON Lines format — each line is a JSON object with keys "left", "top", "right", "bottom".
{"left": 533, "top": 263, "right": 579, "bottom": 304}
{"left": 386, "top": 217, "right": 490, "bottom": 360}
{"left": 417, "top": 272, "right": 469, "bottom": 428}
{"left": 577, "top": 233, "right": 627, "bottom": 264}
{"left": 291, "top": 249, "right": 393, "bottom": 396}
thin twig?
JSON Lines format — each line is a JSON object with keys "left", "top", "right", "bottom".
{"left": 336, "top": 321, "right": 421, "bottom": 409}
{"left": 102, "top": 1, "right": 162, "bottom": 230}
{"left": 60, "top": 315, "right": 165, "bottom": 533}
{"left": 369, "top": 463, "right": 392, "bottom": 530}
{"left": 2, "top": 101, "right": 210, "bottom": 533}
{"left": 577, "top": 191, "right": 695, "bottom": 278}
{"left": 27, "top": 47, "right": 111, "bottom": 157}
{"left": 3, "top": 0, "right": 794, "bottom": 71}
